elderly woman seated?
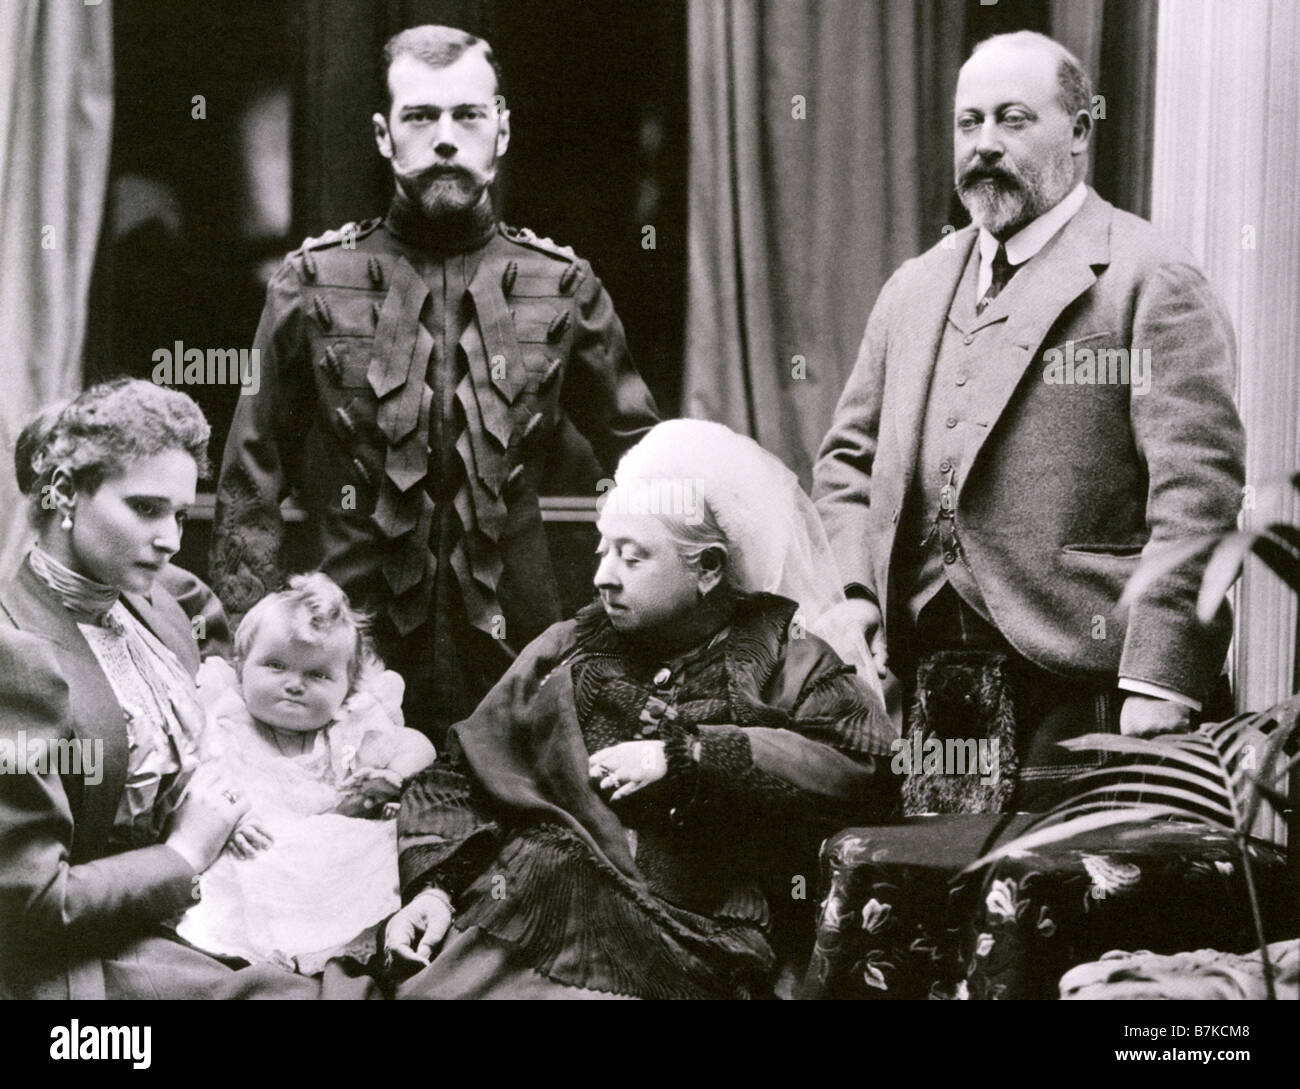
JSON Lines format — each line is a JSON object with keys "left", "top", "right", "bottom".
{"left": 383, "top": 419, "right": 899, "bottom": 999}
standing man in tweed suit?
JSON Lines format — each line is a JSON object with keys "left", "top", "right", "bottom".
{"left": 813, "top": 31, "right": 1245, "bottom": 809}
{"left": 212, "top": 25, "right": 658, "bottom": 743}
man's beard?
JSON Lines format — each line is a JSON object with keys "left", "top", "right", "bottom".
{"left": 394, "top": 162, "right": 490, "bottom": 219}
{"left": 956, "top": 150, "right": 1075, "bottom": 238}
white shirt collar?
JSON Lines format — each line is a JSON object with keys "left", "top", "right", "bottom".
{"left": 977, "top": 182, "right": 1088, "bottom": 300}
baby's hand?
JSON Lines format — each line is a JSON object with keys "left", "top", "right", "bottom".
{"left": 342, "top": 766, "right": 404, "bottom": 799}
{"left": 337, "top": 767, "right": 404, "bottom": 818}
{"left": 225, "top": 814, "right": 274, "bottom": 860}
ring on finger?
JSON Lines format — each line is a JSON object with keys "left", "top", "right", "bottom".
{"left": 222, "top": 789, "right": 241, "bottom": 805}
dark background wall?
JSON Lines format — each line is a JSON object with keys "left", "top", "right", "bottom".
{"left": 90, "top": 0, "right": 686, "bottom": 453}
{"left": 89, "top": 0, "right": 687, "bottom": 608}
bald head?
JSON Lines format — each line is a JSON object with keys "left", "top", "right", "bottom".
{"left": 969, "top": 31, "right": 1093, "bottom": 120}
{"left": 953, "top": 31, "right": 1093, "bottom": 238}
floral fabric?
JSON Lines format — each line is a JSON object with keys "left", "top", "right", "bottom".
{"left": 801, "top": 816, "right": 1286, "bottom": 1000}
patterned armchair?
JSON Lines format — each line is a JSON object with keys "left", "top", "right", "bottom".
{"left": 800, "top": 816, "right": 1290, "bottom": 1000}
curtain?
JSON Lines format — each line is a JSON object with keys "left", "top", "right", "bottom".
{"left": 1050, "top": 0, "right": 1157, "bottom": 219}
{"left": 0, "top": 0, "right": 114, "bottom": 575}
{"left": 683, "top": 0, "right": 964, "bottom": 484}
{"left": 1150, "top": 0, "right": 1300, "bottom": 843}
{"left": 1150, "top": 0, "right": 1300, "bottom": 715}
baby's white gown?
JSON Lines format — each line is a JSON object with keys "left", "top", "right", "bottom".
{"left": 175, "top": 659, "right": 407, "bottom": 974}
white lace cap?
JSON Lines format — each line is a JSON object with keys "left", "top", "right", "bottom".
{"left": 605, "top": 420, "right": 887, "bottom": 713}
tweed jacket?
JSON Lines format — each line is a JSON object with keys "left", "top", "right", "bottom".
{"left": 813, "top": 189, "right": 1245, "bottom": 701}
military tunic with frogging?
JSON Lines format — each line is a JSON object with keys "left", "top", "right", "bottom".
{"left": 211, "top": 210, "right": 659, "bottom": 733}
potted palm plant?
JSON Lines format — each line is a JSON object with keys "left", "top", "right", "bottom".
{"left": 965, "top": 475, "right": 1300, "bottom": 999}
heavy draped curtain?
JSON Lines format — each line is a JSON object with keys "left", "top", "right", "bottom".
{"left": 683, "top": 0, "right": 964, "bottom": 483}
{"left": 0, "top": 0, "right": 114, "bottom": 575}
{"left": 1149, "top": 0, "right": 1300, "bottom": 717}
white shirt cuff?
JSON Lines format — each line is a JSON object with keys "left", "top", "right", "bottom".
{"left": 1117, "top": 678, "right": 1202, "bottom": 712}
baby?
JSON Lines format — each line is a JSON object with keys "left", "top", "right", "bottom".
{"left": 216, "top": 571, "right": 433, "bottom": 821}
{"left": 176, "top": 573, "right": 435, "bottom": 972}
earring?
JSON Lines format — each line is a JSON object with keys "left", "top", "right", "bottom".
{"left": 60, "top": 513, "right": 73, "bottom": 531}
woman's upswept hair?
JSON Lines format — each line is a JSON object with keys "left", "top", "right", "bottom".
{"left": 16, "top": 378, "right": 210, "bottom": 526}
{"left": 653, "top": 499, "right": 736, "bottom": 590}
{"left": 234, "top": 572, "right": 377, "bottom": 691}
{"left": 598, "top": 475, "right": 738, "bottom": 590}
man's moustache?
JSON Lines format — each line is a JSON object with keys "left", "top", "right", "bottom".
{"left": 958, "top": 165, "right": 1019, "bottom": 191}
{"left": 399, "top": 164, "right": 474, "bottom": 187}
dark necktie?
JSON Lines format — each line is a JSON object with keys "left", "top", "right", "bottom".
{"left": 977, "top": 243, "right": 1016, "bottom": 315}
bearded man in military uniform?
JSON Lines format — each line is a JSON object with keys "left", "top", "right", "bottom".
{"left": 211, "top": 25, "right": 659, "bottom": 742}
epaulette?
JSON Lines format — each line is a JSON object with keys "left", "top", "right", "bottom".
{"left": 499, "top": 223, "right": 578, "bottom": 263}
{"left": 293, "top": 216, "right": 384, "bottom": 254}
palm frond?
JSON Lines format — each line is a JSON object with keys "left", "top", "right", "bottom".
{"left": 1270, "top": 524, "right": 1300, "bottom": 554}
{"left": 1244, "top": 776, "right": 1291, "bottom": 814}
{"left": 963, "top": 694, "right": 1300, "bottom": 875}
{"left": 959, "top": 805, "right": 1194, "bottom": 874}
{"left": 1197, "top": 528, "right": 1300, "bottom": 621}
{"left": 1117, "top": 535, "right": 1220, "bottom": 611}
{"left": 1237, "top": 699, "right": 1300, "bottom": 830}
